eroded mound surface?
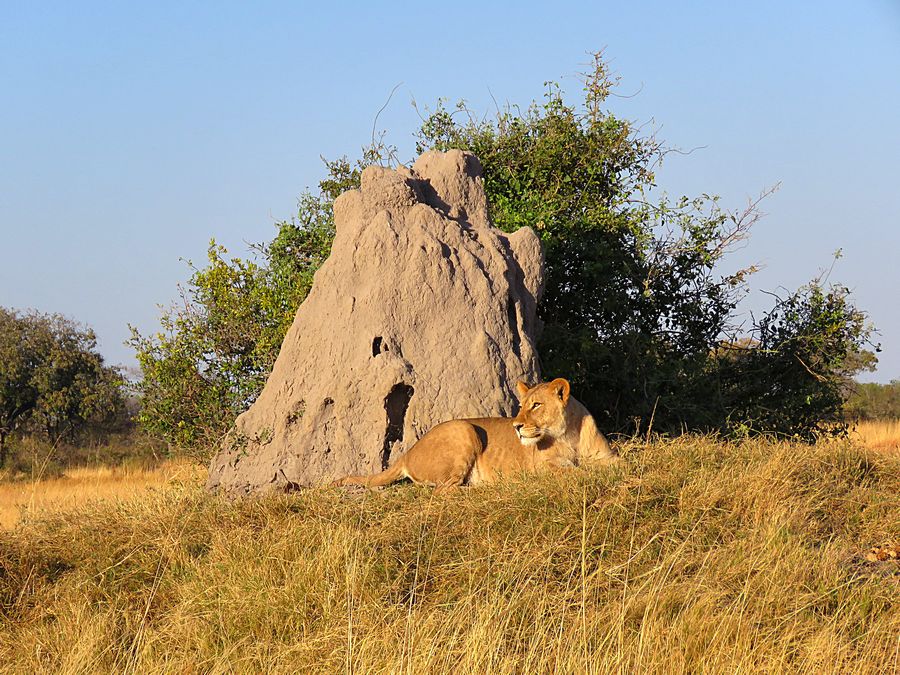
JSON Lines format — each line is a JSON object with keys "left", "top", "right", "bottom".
{"left": 207, "top": 150, "right": 545, "bottom": 494}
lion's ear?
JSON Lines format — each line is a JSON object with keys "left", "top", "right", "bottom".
{"left": 516, "top": 381, "right": 531, "bottom": 398}
{"left": 550, "top": 378, "right": 570, "bottom": 405}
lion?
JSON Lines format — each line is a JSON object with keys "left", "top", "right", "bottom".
{"left": 332, "top": 378, "right": 617, "bottom": 490}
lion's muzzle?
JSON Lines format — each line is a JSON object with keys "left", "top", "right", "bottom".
{"left": 513, "top": 422, "right": 543, "bottom": 446}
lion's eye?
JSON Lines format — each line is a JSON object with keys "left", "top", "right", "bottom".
{"left": 531, "top": 402, "right": 542, "bottom": 410}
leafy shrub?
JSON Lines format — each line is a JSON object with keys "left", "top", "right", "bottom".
{"left": 413, "top": 58, "right": 765, "bottom": 433}
{"left": 127, "top": 190, "right": 345, "bottom": 452}
{"left": 717, "top": 282, "right": 876, "bottom": 440}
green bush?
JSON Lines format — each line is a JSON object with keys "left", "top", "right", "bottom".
{"left": 413, "top": 61, "right": 759, "bottom": 433}
{"left": 717, "top": 282, "right": 876, "bottom": 440}
{"left": 127, "top": 191, "right": 343, "bottom": 453}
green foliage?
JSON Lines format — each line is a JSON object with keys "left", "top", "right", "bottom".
{"left": 845, "top": 381, "right": 900, "bottom": 420}
{"left": 132, "top": 52, "right": 876, "bottom": 448}
{"left": 128, "top": 148, "right": 381, "bottom": 452}
{"left": 0, "top": 308, "right": 124, "bottom": 466}
{"left": 717, "top": 282, "right": 876, "bottom": 441}
{"left": 128, "top": 191, "right": 340, "bottom": 452}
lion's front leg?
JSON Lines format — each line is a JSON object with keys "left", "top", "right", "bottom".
{"left": 543, "top": 457, "right": 577, "bottom": 474}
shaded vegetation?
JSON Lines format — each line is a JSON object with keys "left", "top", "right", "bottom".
{"left": 847, "top": 380, "right": 900, "bottom": 420}
{"left": 716, "top": 283, "right": 876, "bottom": 440}
{"left": 0, "top": 432, "right": 165, "bottom": 482}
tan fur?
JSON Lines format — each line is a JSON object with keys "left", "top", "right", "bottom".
{"left": 332, "top": 378, "right": 617, "bottom": 490}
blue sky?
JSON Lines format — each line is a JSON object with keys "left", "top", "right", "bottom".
{"left": 2, "top": 1, "right": 899, "bottom": 381}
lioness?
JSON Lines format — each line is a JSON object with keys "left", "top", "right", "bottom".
{"left": 332, "top": 378, "right": 617, "bottom": 490}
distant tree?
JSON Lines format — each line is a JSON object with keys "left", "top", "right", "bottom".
{"left": 845, "top": 380, "right": 900, "bottom": 420}
{"left": 0, "top": 308, "right": 37, "bottom": 464}
{"left": 0, "top": 308, "right": 125, "bottom": 466}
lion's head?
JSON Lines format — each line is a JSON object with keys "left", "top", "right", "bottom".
{"left": 512, "top": 378, "right": 571, "bottom": 446}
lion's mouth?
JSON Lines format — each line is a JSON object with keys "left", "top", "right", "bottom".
{"left": 517, "top": 430, "right": 543, "bottom": 446}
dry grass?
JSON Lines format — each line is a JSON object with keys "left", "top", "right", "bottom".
{"left": 852, "top": 419, "right": 900, "bottom": 455}
{"left": 0, "top": 461, "right": 205, "bottom": 530}
{"left": 0, "top": 436, "right": 898, "bottom": 673}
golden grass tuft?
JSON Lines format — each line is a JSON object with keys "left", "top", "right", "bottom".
{"left": 852, "top": 419, "right": 900, "bottom": 455}
{"left": 0, "top": 461, "right": 204, "bottom": 530}
{"left": 0, "top": 436, "right": 897, "bottom": 673}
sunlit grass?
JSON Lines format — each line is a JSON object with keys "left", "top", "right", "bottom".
{"left": 852, "top": 419, "right": 900, "bottom": 455}
{"left": 0, "top": 435, "right": 897, "bottom": 673}
{"left": 0, "top": 460, "right": 204, "bottom": 529}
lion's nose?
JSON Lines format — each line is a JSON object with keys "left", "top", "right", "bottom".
{"left": 512, "top": 422, "right": 524, "bottom": 434}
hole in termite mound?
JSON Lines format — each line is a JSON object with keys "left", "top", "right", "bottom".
{"left": 381, "top": 384, "right": 414, "bottom": 470}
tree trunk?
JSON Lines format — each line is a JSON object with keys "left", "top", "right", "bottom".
{"left": 0, "top": 430, "right": 7, "bottom": 469}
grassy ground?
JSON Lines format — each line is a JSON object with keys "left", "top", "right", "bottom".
{"left": 0, "top": 435, "right": 897, "bottom": 673}
{"left": 0, "top": 461, "right": 204, "bottom": 530}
